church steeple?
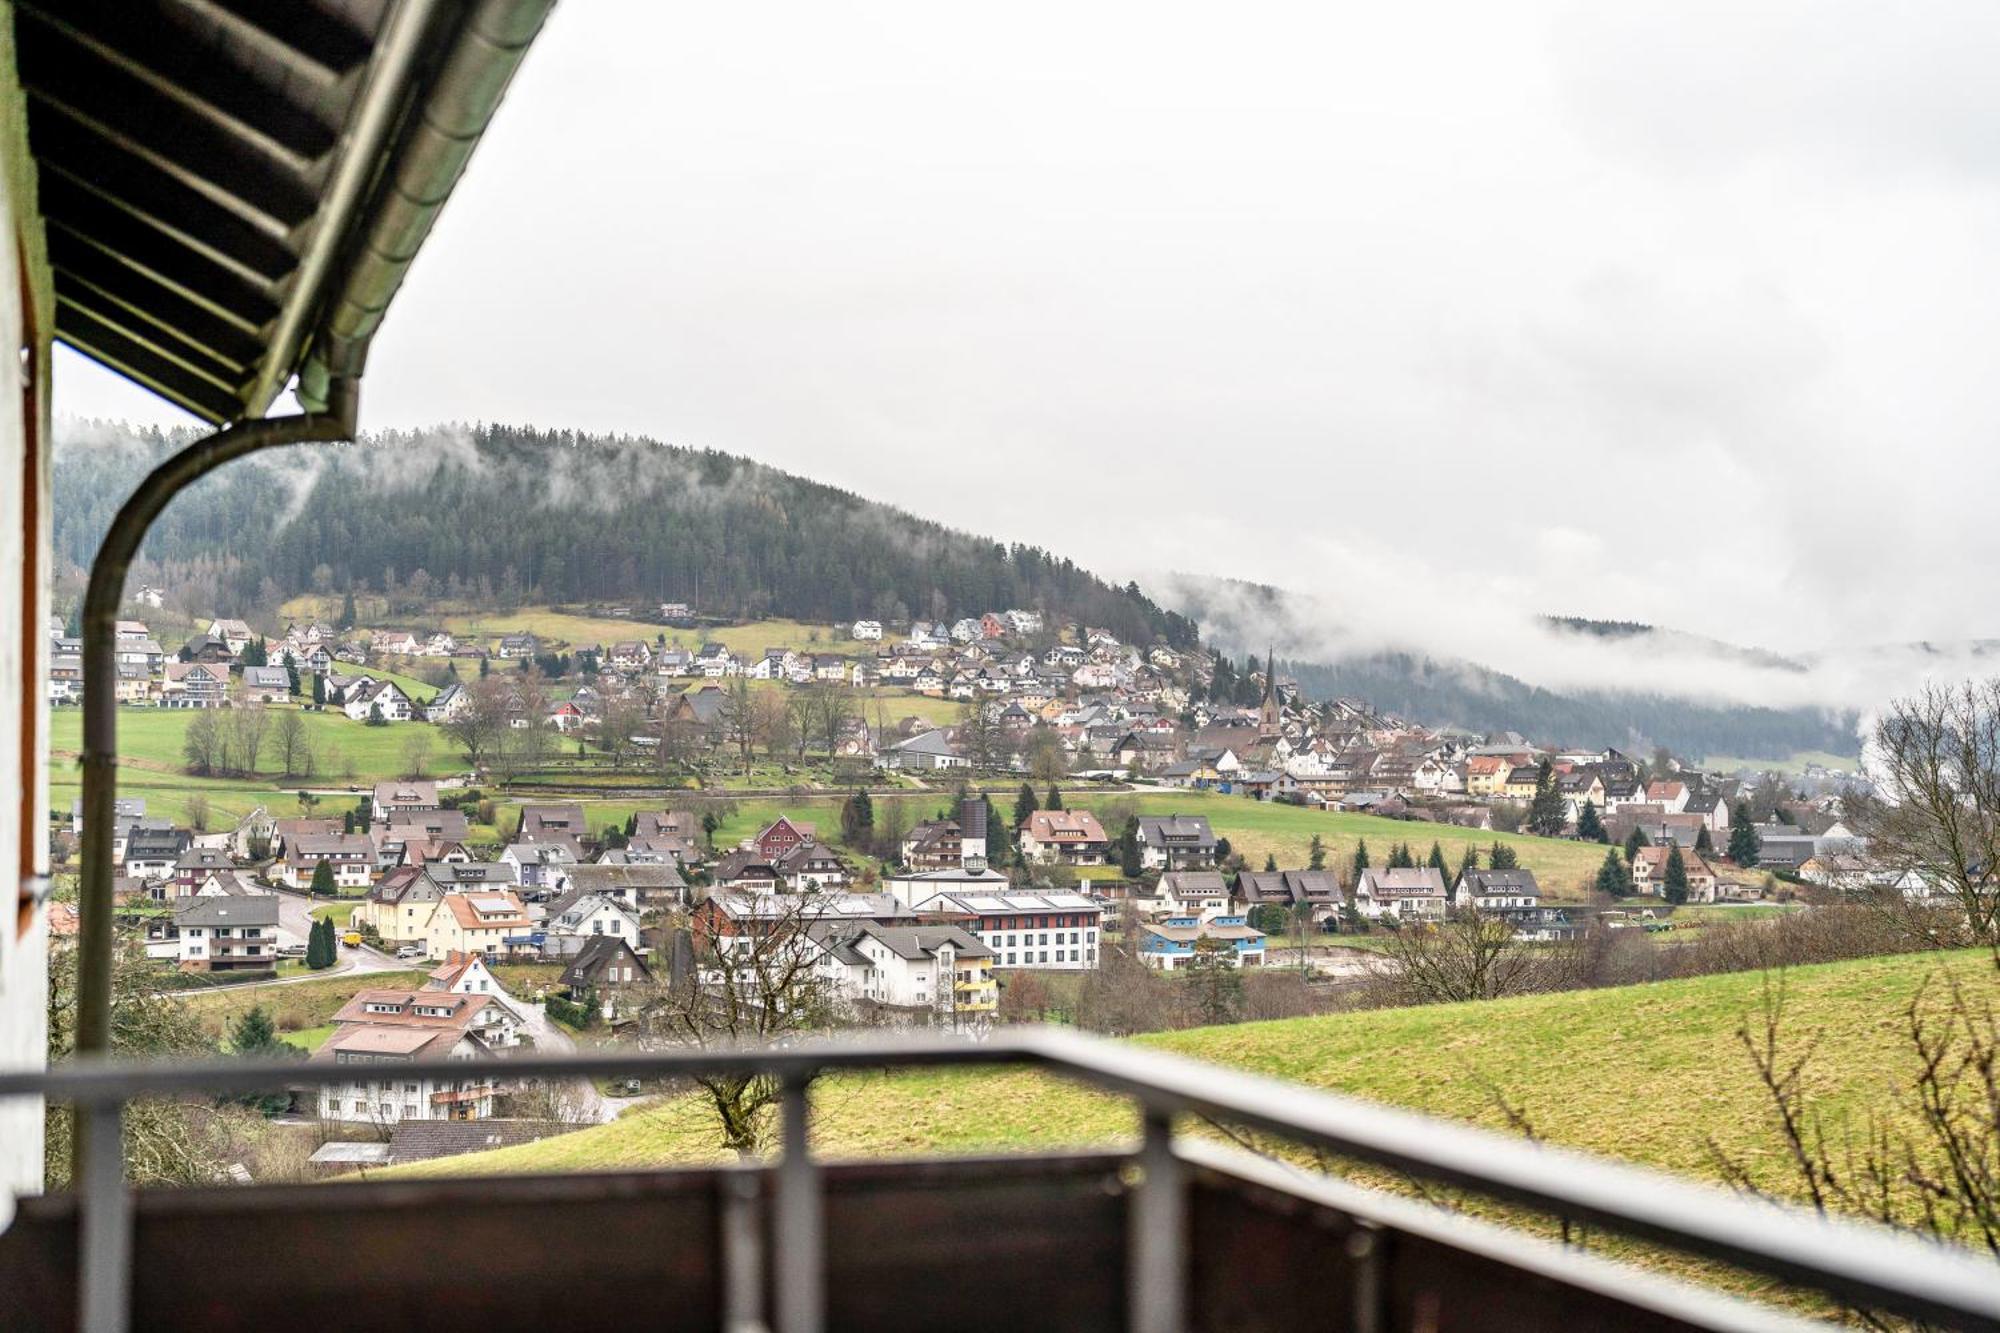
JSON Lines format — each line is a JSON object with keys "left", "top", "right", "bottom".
{"left": 1259, "top": 646, "right": 1282, "bottom": 736}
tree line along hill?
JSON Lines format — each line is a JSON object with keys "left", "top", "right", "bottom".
{"left": 53, "top": 423, "right": 1200, "bottom": 652}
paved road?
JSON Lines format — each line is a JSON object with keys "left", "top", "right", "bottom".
{"left": 513, "top": 996, "right": 648, "bottom": 1124}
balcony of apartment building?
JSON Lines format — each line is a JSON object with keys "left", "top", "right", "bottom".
{"left": 4, "top": 1031, "right": 2000, "bottom": 1332}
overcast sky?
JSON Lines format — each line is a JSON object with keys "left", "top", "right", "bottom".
{"left": 59, "top": 0, "right": 2000, "bottom": 662}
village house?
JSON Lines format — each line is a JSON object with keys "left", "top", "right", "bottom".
{"left": 344, "top": 678, "right": 416, "bottom": 723}
{"left": 559, "top": 937, "right": 652, "bottom": 1021}
{"left": 1145, "top": 870, "right": 1233, "bottom": 920}
{"left": 1138, "top": 915, "right": 1266, "bottom": 971}
{"left": 1631, "top": 847, "right": 1719, "bottom": 899}
{"left": 1351, "top": 867, "right": 1449, "bottom": 922}
{"left": 422, "top": 889, "right": 535, "bottom": 961}
{"left": 312, "top": 989, "right": 518, "bottom": 1125}
{"left": 750, "top": 816, "right": 816, "bottom": 859}
{"left": 238, "top": 665, "right": 291, "bottom": 702}
{"left": 852, "top": 619, "right": 883, "bottom": 641}
{"left": 813, "top": 922, "right": 997, "bottom": 1016}
{"left": 207, "top": 618, "right": 255, "bottom": 654}
{"left": 172, "top": 894, "right": 279, "bottom": 973}
{"left": 276, "top": 833, "right": 375, "bottom": 891}
{"left": 881, "top": 729, "right": 967, "bottom": 770}
{"left": 1133, "top": 814, "right": 1218, "bottom": 870}
{"left": 541, "top": 890, "right": 641, "bottom": 958}
{"left": 502, "top": 841, "right": 579, "bottom": 891}
{"left": 1454, "top": 869, "right": 1542, "bottom": 912}
{"left": 1017, "top": 809, "right": 1110, "bottom": 865}
{"left": 372, "top": 780, "right": 441, "bottom": 825}
{"left": 161, "top": 661, "right": 227, "bottom": 708}
{"left": 1232, "top": 869, "right": 1342, "bottom": 927}
{"left": 355, "top": 867, "right": 462, "bottom": 946}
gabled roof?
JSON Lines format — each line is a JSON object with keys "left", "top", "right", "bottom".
{"left": 20, "top": 2, "right": 554, "bottom": 422}
{"left": 173, "top": 893, "right": 279, "bottom": 929}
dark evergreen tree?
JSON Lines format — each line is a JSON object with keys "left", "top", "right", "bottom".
{"left": 1694, "top": 824, "right": 1714, "bottom": 855}
{"left": 1262, "top": 852, "right": 1278, "bottom": 872}
{"left": 1663, "top": 846, "right": 1690, "bottom": 905}
{"left": 1308, "top": 834, "right": 1326, "bottom": 871}
{"left": 1118, "top": 816, "right": 1142, "bottom": 877}
{"left": 1351, "top": 839, "right": 1370, "bottom": 881}
{"left": 1456, "top": 844, "right": 1479, "bottom": 885}
{"left": 1576, "top": 799, "right": 1607, "bottom": 843}
{"left": 1624, "top": 824, "right": 1650, "bottom": 862}
{"left": 840, "top": 790, "right": 875, "bottom": 846}
{"left": 1014, "top": 783, "right": 1038, "bottom": 828}
{"left": 306, "top": 917, "right": 335, "bottom": 969}
{"left": 311, "top": 672, "right": 325, "bottom": 706}
{"left": 229, "top": 1006, "right": 285, "bottom": 1056}
{"left": 337, "top": 588, "right": 356, "bottom": 630}
{"left": 1045, "top": 784, "right": 1065, "bottom": 812}
{"left": 1727, "top": 805, "right": 1761, "bottom": 867}
{"left": 1488, "top": 841, "right": 1519, "bottom": 871}
{"left": 1526, "top": 758, "right": 1567, "bottom": 837}
{"left": 311, "top": 860, "right": 336, "bottom": 896}
{"left": 1595, "top": 848, "right": 1632, "bottom": 898}
{"left": 1426, "top": 841, "right": 1447, "bottom": 874}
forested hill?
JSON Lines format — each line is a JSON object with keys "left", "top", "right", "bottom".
{"left": 1277, "top": 654, "right": 1858, "bottom": 761}
{"left": 1170, "top": 576, "right": 1860, "bottom": 761}
{"left": 53, "top": 423, "right": 1198, "bottom": 648}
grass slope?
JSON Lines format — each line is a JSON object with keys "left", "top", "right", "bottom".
{"left": 50, "top": 707, "right": 450, "bottom": 784}
{"left": 382, "top": 950, "right": 1997, "bottom": 1206}
{"left": 1123, "top": 791, "right": 1605, "bottom": 897}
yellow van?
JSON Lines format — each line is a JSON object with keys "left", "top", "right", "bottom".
{"left": 341, "top": 931, "right": 362, "bottom": 949}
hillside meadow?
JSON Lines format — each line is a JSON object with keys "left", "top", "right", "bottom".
{"left": 383, "top": 949, "right": 1996, "bottom": 1210}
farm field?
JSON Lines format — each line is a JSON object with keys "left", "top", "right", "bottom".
{"left": 278, "top": 598, "right": 855, "bottom": 663}
{"left": 1122, "top": 790, "right": 1607, "bottom": 897}
{"left": 49, "top": 707, "right": 452, "bottom": 783}
{"left": 1700, "top": 751, "right": 1859, "bottom": 777}
{"left": 381, "top": 949, "right": 1995, "bottom": 1225}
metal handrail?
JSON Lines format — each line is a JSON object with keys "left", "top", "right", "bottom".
{"left": 5, "top": 1026, "right": 1999, "bottom": 1332}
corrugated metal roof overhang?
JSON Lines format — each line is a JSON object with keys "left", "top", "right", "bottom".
{"left": 16, "top": 0, "right": 552, "bottom": 424}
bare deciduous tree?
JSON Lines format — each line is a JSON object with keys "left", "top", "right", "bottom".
{"left": 628, "top": 897, "right": 840, "bottom": 1156}
{"left": 1851, "top": 680, "right": 2000, "bottom": 948}
{"left": 1375, "top": 910, "right": 1552, "bottom": 1005}
{"left": 1707, "top": 969, "right": 2000, "bottom": 1326}
{"left": 400, "top": 727, "right": 431, "bottom": 779}
{"left": 273, "top": 709, "right": 308, "bottom": 778}
{"left": 230, "top": 703, "right": 270, "bottom": 776}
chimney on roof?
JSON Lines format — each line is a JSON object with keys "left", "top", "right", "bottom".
{"left": 958, "top": 797, "right": 987, "bottom": 870}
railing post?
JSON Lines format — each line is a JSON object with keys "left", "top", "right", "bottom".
{"left": 79, "top": 1101, "right": 131, "bottom": 1333}
{"left": 1128, "top": 1108, "right": 1185, "bottom": 1333}
{"left": 721, "top": 1170, "right": 766, "bottom": 1333}
{"left": 773, "top": 1072, "right": 822, "bottom": 1333}
{"left": 1347, "top": 1221, "right": 1382, "bottom": 1333}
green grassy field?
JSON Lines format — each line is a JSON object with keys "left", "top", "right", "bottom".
{"left": 50, "top": 707, "right": 451, "bottom": 783}
{"left": 381, "top": 950, "right": 1995, "bottom": 1214}
{"left": 1121, "top": 791, "right": 1604, "bottom": 897}
{"left": 278, "top": 1023, "right": 334, "bottom": 1052}
{"left": 181, "top": 970, "right": 428, "bottom": 1041}
{"left": 278, "top": 596, "right": 856, "bottom": 662}
{"left": 1700, "top": 751, "right": 1859, "bottom": 777}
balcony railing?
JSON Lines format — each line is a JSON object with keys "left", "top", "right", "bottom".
{"left": 3, "top": 1027, "right": 1998, "bottom": 1333}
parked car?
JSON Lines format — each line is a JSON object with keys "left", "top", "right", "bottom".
{"left": 341, "top": 931, "right": 362, "bottom": 949}
{"left": 394, "top": 945, "right": 422, "bottom": 960}
{"left": 277, "top": 944, "right": 306, "bottom": 959}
